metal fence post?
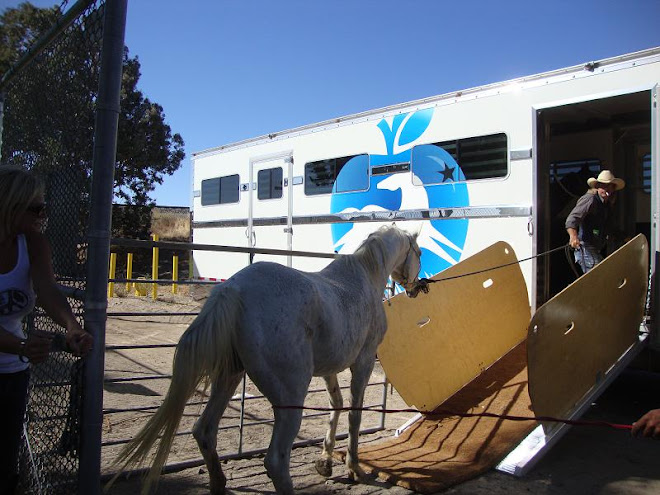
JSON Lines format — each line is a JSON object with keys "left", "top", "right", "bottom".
{"left": 79, "top": 0, "right": 127, "bottom": 493}
{"left": 152, "top": 233, "right": 159, "bottom": 300}
{"left": 0, "top": 91, "right": 4, "bottom": 162}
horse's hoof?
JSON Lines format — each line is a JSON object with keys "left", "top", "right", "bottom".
{"left": 315, "top": 458, "right": 333, "bottom": 478}
{"left": 209, "top": 473, "right": 227, "bottom": 495}
{"left": 347, "top": 465, "right": 368, "bottom": 483}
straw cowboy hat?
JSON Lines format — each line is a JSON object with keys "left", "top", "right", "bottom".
{"left": 587, "top": 170, "right": 625, "bottom": 191}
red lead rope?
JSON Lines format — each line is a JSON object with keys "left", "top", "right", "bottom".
{"left": 273, "top": 404, "right": 633, "bottom": 431}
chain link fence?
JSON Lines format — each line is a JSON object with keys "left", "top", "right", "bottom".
{"left": 0, "top": 0, "right": 125, "bottom": 492}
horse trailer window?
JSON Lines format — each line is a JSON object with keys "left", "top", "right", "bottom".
{"left": 201, "top": 174, "right": 239, "bottom": 205}
{"left": 550, "top": 160, "right": 601, "bottom": 187}
{"left": 305, "top": 154, "right": 369, "bottom": 195}
{"left": 258, "top": 167, "right": 283, "bottom": 200}
{"left": 642, "top": 154, "right": 651, "bottom": 194}
{"left": 411, "top": 133, "right": 507, "bottom": 185}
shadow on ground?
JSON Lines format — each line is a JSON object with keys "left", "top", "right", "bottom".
{"left": 107, "top": 368, "right": 660, "bottom": 495}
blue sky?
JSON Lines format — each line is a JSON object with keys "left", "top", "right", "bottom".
{"left": 3, "top": 0, "right": 660, "bottom": 207}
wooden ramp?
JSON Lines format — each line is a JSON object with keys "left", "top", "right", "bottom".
{"left": 527, "top": 235, "right": 649, "bottom": 421}
{"left": 378, "top": 242, "right": 531, "bottom": 411}
{"left": 347, "top": 236, "right": 649, "bottom": 493}
{"left": 498, "top": 234, "right": 649, "bottom": 475}
{"left": 353, "top": 341, "right": 535, "bottom": 493}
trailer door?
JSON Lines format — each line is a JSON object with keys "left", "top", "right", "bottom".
{"left": 248, "top": 153, "right": 293, "bottom": 266}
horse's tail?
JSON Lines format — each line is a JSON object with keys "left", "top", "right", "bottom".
{"left": 107, "top": 285, "right": 243, "bottom": 495}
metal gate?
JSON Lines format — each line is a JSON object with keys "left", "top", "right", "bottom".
{"left": 0, "top": 0, "right": 126, "bottom": 493}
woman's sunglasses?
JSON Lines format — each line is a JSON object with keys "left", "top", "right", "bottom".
{"left": 26, "top": 203, "right": 47, "bottom": 215}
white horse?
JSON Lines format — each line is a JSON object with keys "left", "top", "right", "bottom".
{"left": 110, "top": 225, "right": 423, "bottom": 494}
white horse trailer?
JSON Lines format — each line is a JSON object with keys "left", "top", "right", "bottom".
{"left": 192, "top": 47, "right": 660, "bottom": 344}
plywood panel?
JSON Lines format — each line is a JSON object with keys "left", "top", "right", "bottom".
{"left": 527, "top": 234, "right": 649, "bottom": 420}
{"left": 378, "top": 242, "right": 531, "bottom": 410}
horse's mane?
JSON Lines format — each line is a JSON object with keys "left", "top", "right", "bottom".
{"left": 346, "top": 226, "right": 408, "bottom": 281}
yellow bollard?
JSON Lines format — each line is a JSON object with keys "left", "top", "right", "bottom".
{"left": 172, "top": 254, "right": 179, "bottom": 294}
{"left": 152, "top": 234, "right": 159, "bottom": 300}
{"left": 108, "top": 252, "right": 117, "bottom": 298}
{"left": 126, "top": 252, "right": 133, "bottom": 293}
{"left": 134, "top": 278, "right": 147, "bottom": 297}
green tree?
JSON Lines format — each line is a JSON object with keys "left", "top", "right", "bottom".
{"left": 0, "top": 2, "right": 185, "bottom": 205}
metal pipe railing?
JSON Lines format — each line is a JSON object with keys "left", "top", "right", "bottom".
{"left": 102, "top": 426, "right": 384, "bottom": 482}
{"left": 106, "top": 343, "right": 177, "bottom": 350}
{"left": 106, "top": 312, "right": 198, "bottom": 317}
{"left": 237, "top": 374, "right": 248, "bottom": 454}
{"left": 101, "top": 407, "right": 385, "bottom": 448}
{"left": 79, "top": 2, "right": 127, "bottom": 493}
{"left": 110, "top": 237, "right": 338, "bottom": 259}
{"left": 100, "top": 362, "right": 389, "bottom": 451}
{"left": 101, "top": 378, "right": 386, "bottom": 412}
{"left": 104, "top": 375, "right": 171, "bottom": 383}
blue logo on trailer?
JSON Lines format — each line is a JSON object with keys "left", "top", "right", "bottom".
{"left": 330, "top": 109, "right": 469, "bottom": 278}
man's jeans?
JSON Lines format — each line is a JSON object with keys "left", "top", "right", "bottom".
{"left": 574, "top": 244, "right": 604, "bottom": 274}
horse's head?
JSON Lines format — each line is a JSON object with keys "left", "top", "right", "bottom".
{"left": 391, "top": 231, "right": 423, "bottom": 297}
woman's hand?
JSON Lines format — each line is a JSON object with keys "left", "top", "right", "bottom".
{"left": 65, "top": 323, "right": 93, "bottom": 357}
{"left": 24, "top": 333, "right": 53, "bottom": 364}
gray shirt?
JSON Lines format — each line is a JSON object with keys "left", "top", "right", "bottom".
{"left": 565, "top": 190, "right": 612, "bottom": 250}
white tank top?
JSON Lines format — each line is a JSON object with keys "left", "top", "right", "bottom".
{"left": 0, "top": 234, "right": 36, "bottom": 373}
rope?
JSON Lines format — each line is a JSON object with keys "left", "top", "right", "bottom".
{"left": 419, "top": 244, "right": 569, "bottom": 285}
{"left": 565, "top": 244, "right": 583, "bottom": 279}
{"left": 273, "top": 404, "right": 632, "bottom": 431}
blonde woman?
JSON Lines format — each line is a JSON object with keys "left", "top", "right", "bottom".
{"left": 0, "top": 167, "right": 92, "bottom": 495}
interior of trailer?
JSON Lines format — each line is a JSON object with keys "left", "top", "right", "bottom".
{"left": 536, "top": 90, "right": 652, "bottom": 306}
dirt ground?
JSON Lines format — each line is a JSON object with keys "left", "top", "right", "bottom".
{"left": 102, "top": 290, "right": 660, "bottom": 495}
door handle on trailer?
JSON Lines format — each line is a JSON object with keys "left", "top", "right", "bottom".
{"left": 245, "top": 229, "right": 256, "bottom": 247}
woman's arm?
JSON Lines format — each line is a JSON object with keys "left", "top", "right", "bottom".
{"left": 26, "top": 232, "right": 93, "bottom": 357}
{"left": 0, "top": 325, "right": 52, "bottom": 363}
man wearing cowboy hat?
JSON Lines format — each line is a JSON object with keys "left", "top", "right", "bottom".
{"left": 565, "top": 170, "right": 625, "bottom": 273}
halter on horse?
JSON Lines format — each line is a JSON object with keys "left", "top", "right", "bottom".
{"left": 110, "top": 225, "right": 423, "bottom": 494}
